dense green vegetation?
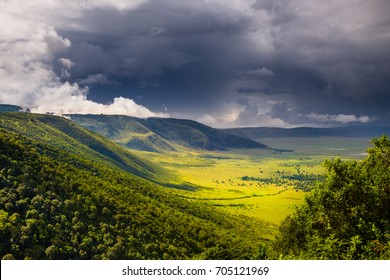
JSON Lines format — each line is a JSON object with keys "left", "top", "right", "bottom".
{"left": 272, "top": 136, "right": 390, "bottom": 259}
{"left": 1, "top": 111, "right": 389, "bottom": 260}
{"left": 242, "top": 170, "right": 324, "bottom": 192}
{"left": 0, "top": 113, "right": 265, "bottom": 260}
{"left": 0, "top": 113, "right": 167, "bottom": 181}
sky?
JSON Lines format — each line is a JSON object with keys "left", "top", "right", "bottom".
{"left": 1, "top": 0, "right": 390, "bottom": 128}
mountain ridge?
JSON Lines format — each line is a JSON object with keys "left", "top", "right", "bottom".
{"left": 222, "top": 126, "right": 390, "bottom": 140}
{"left": 0, "top": 104, "right": 22, "bottom": 112}
{"left": 68, "top": 114, "right": 269, "bottom": 152}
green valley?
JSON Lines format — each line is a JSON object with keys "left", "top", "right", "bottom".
{"left": 130, "top": 138, "right": 369, "bottom": 234}
{"left": 69, "top": 114, "right": 372, "bottom": 232}
{"left": 1, "top": 112, "right": 389, "bottom": 260}
{"left": 0, "top": 113, "right": 265, "bottom": 259}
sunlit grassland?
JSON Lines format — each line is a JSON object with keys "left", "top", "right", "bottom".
{"left": 131, "top": 137, "right": 369, "bottom": 239}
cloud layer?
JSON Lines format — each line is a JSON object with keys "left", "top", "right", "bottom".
{"left": 1, "top": 0, "right": 389, "bottom": 126}
{"left": 0, "top": 0, "right": 166, "bottom": 118}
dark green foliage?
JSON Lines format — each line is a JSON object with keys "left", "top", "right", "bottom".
{"left": 0, "top": 113, "right": 166, "bottom": 181}
{"left": 272, "top": 136, "right": 390, "bottom": 259}
{"left": 0, "top": 115, "right": 262, "bottom": 260}
{"left": 241, "top": 172, "right": 323, "bottom": 192}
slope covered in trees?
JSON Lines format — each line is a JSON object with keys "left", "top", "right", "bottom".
{"left": 0, "top": 113, "right": 167, "bottom": 181}
{"left": 0, "top": 114, "right": 264, "bottom": 260}
{"left": 272, "top": 136, "right": 390, "bottom": 259}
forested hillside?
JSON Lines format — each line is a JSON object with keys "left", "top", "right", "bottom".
{"left": 271, "top": 136, "right": 390, "bottom": 259}
{"left": 0, "top": 113, "right": 166, "bottom": 181}
{"left": 0, "top": 113, "right": 263, "bottom": 260}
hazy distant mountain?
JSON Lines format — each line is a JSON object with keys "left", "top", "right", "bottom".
{"left": 0, "top": 104, "right": 22, "bottom": 112}
{"left": 222, "top": 126, "right": 390, "bottom": 141}
{"left": 69, "top": 114, "right": 269, "bottom": 151}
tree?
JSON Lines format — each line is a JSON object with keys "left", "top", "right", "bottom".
{"left": 272, "top": 135, "right": 390, "bottom": 259}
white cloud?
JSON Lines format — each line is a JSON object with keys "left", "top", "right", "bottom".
{"left": 245, "top": 67, "right": 274, "bottom": 76}
{"left": 0, "top": 0, "right": 165, "bottom": 118}
{"left": 198, "top": 101, "right": 290, "bottom": 128}
{"left": 307, "top": 113, "right": 373, "bottom": 124}
{"left": 198, "top": 103, "right": 244, "bottom": 127}
{"left": 198, "top": 114, "right": 218, "bottom": 126}
{"left": 87, "top": 0, "right": 148, "bottom": 11}
{"left": 79, "top": 74, "right": 112, "bottom": 85}
{"left": 356, "top": 115, "right": 372, "bottom": 123}
{"left": 198, "top": 111, "right": 290, "bottom": 128}
{"left": 0, "top": 1, "right": 149, "bottom": 34}
{"left": 58, "top": 58, "right": 75, "bottom": 69}
{"left": 149, "top": 27, "right": 166, "bottom": 37}
{"left": 58, "top": 58, "right": 75, "bottom": 79}
{"left": 34, "top": 95, "right": 166, "bottom": 118}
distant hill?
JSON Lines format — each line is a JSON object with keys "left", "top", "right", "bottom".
{"left": 68, "top": 115, "right": 176, "bottom": 152}
{"left": 222, "top": 126, "right": 390, "bottom": 141}
{"left": 69, "top": 114, "right": 269, "bottom": 152}
{"left": 0, "top": 104, "right": 22, "bottom": 112}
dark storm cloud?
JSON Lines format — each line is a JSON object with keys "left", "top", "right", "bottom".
{"left": 251, "top": 0, "right": 390, "bottom": 126}
{"left": 2, "top": 0, "right": 390, "bottom": 126}
{"left": 266, "top": 0, "right": 390, "bottom": 99}
{"left": 57, "top": 0, "right": 261, "bottom": 114}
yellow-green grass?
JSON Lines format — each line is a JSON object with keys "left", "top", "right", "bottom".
{"left": 132, "top": 150, "right": 308, "bottom": 226}
{"left": 204, "top": 188, "right": 305, "bottom": 232}
{"left": 130, "top": 137, "right": 369, "bottom": 238}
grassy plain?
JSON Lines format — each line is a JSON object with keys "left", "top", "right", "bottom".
{"left": 132, "top": 137, "right": 370, "bottom": 239}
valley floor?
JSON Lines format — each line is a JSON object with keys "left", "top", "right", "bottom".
{"left": 131, "top": 137, "right": 369, "bottom": 239}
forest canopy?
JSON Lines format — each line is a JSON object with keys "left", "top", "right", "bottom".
{"left": 272, "top": 135, "right": 390, "bottom": 259}
{"left": 0, "top": 127, "right": 259, "bottom": 260}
